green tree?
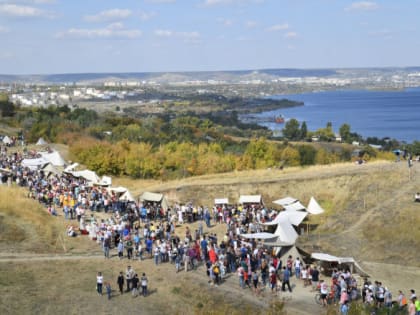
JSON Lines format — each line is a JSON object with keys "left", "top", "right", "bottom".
{"left": 300, "top": 121, "right": 308, "bottom": 140}
{"left": 282, "top": 118, "right": 300, "bottom": 140}
{"left": 298, "top": 144, "right": 316, "bottom": 165}
{"left": 339, "top": 123, "right": 351, "bottom": 143}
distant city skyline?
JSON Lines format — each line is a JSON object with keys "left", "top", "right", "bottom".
{"left": 0, "top": 0, "right": 419, "bottom": 75}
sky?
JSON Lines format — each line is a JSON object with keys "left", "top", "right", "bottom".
{"left": 0, "top": 0, "right": 419, "bottom": 74}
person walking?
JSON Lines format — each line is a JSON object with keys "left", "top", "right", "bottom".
{"left": 117, "top": 271, "right": 124, "bottom": 295}
{"left": 96, "top": 272, "right": 103, "bottom": 296}
{"left": 131, "top": 274, "right": 139, "bottom": 297}
{"left": 311, "top": 266, "right": 320, "bottom": 291}
{"left": 125, "top": 266, "right": 135, "bottom": 292}
{"left": 281, "top": 266, "right": 292, "bottom": 292}
{"left": 141, "top": 273, "right": 148, "bottom": 297}
{"left": 105, "top": 282, "right": 112, "bottom": 300}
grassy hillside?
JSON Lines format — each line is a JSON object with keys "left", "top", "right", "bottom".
{"left": 115, "top": 160, "right": 420, "bottom": 266}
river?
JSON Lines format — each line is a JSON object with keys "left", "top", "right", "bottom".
{"left": 255, "top": 88, "right": 420, "bottom": 143}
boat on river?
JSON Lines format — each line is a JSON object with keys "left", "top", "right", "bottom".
{"left": 275, "top": 115, "right": 285, "bottom": 123}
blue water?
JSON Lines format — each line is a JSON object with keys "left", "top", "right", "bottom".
{"left": 257, "top": 88, "right": 420, "bottom": 143}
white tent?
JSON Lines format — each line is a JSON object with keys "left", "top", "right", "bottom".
{"left": 71, "top": 170, "right": 100, "bottom": 185}
{"left": 42, "top": 163, "right": 61, "bottom": 176}
{"left": 311, "top": 253, "right": 355, "bottom": 264}
{"left": 64, "top": 163, "right": 79, "bottom": 173}
{"left": 311, "top": 252, "right": 370, "bottom": 277}
{"left": 273, "top": 196, "right": 298, "bottom": 206}
{"left": 39, "top": 151, "right": 65, "bottom": 166}
{"left": 307, "top": 197, "right": 325, "bottom": 215}
{"left": 108, "top": 186, "right": 128, "bottom": 194}
{"left": 214, "top": 198, "right": 229, "bottom": 205}
{"left": 21, "top": 157, "right": 48, "bottom": 170}
{"left": 283, "top": 201, "right": 306, "bottom": 212}
{"left": 2, "top": 136, "right": 12, "bottom": 145}
{"left": 98, "top": 176, "right": 112, "bottom": 186}
{"left": 140, "top": 192, "right": 169, "bottom": 211}
{"left": 240, "top": 232, "right": 279, "bottom": 240}
{"left": 239, "top": 195, "right": 262, "bottom": 204}
{"left": 119, "top": 190, "right": 135, "bottom": 202}
{"left": 273, "top": 218, "right": 299, "bottom": 244}
{"left": 36, "top": 137, "right": 47, "bottom": 145}
{"left": 263, "top": 210, "right": 308, "bottom": 227}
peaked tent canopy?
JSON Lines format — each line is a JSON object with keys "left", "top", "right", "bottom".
{"left": 42, "top": 163, "right": 61, "bottom": 176}
{"left": 240, "top": 232, "right": 279, "bottom": 240}
{"left": 273, "top": 218, "right": 299, "bottom": 244}
{"left": 64, "top": 163, "right": 79, "bottom": 173}
{"left": 239, "top": 195, "right": 262, "bottom": 204}
{"left": 311, "top": 252, "right": 369, "bottom": 277}
{"left": 21, "top": 157, "right": 48, "bottom": 170}
{"left": 98, "top": 176, "right": 112, "bottom": 186}
{"left": 273, "top": 197, "right": 298, "bottom": 207}
{"left": 39, "top": 151, "right": 65, "bottom": 166}
{"left": 71, "top": 170, "right": 100, "bottom": 185}
{"left": 283, "top": 201, "right": 306, "bottom": 212}
{"left": 119, "top": 190, "right": 135, "bottom": 202}
{"left": 108, "top": 186, "right": 128, "bottom": 194}
{"left": 2, "top": 135, "right": 12, "bottom": 145}
{"left": 307, "top": 197, "right": 325, "bottom": 215}
{"left": 36, "top": 137, "right": 47, "bottom": 145}
{"left": 264, "top": 210, "right": 308, "bottom": 227}
{"left": 140, "top": 192, "right": 169, "bottom": 211}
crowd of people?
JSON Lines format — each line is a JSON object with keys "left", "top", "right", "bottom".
{"left": 1, "top": 144, "right": 418, "bottom": 314}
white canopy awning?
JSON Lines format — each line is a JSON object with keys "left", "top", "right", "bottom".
{"left": 273, "top": 196, "right": 298, "bottom": 206}
{"left": 119, "top": 190, "right": 135, "bottom": 202}
{"left": 264, "top": 210, "right": 308, "bottom": 226}
{"left": 71, "top": 170, "right": 100, "bottom": 184}
{"left": 140, "top": 192, "right": 169, "bottom": 211}
{"left": 311, "top": 253, "right": 355, "bottom": 264}
{"left": 307, "top": 197, "right": 325, "bottom": 215}
{"left": 108, "top": 186, "right": 127, "bottom": 194}
{"left": 283, "top": 201, "right": 306, "bottom": 212}
{"left": 273, "top": 218, "right": 299, "bottom": 244}
{"left": 98, "top": 176, "right": 112, "bottom": 186}
{"left": 64, "top": 163, "right": 79, "bottom": 173}
{"left": 240, "top": 232, "right": 278, "bottom": 240}
{"left": 21, "top": 157, "right": 48, "bottom": 170}
{"left": 239, "top": 195, "right": 262, "bottom": 204}
{"left": 39, "top": 151, "right": 65, "bottom": 166}
{"left": 215, "top": 198, "right": 229, "bottom": 205}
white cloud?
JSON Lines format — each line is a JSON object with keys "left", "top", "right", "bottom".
{"left": 218, "top": 18, "right": 233, "bottom": 26}
{"left": 245, "top": 20, "right": 257, "bottom": 28}
{"left": 154, "top": 29, "right": 201, "bottom": 43}
{"left": 154, "top": 29, "right": 173, "bottom": 37}
{"left": 345, "top": 1, "right": 379, "bottom": 11}
{"left": 56, "top": 24, "right": 142, "bottom": 39}
{"left": 139, "top": 10, "right": 156, "bottom": 21}
{"left": 284, "top": 31, "right": 297, "bottom": 39}
{"left": 266, "top": 23, "right": 289, "bottom": 32}
{"left": 204, "top": 0, "right": 263, "bottom": 6}
{"left": 0, "top": 0, "right": 56, "bottom": 4}
{"left": 0, "top": 3, "right": 52, "bottom": 17}
{"left": 84, "top": 9, "right": 132, "bottom": 23}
